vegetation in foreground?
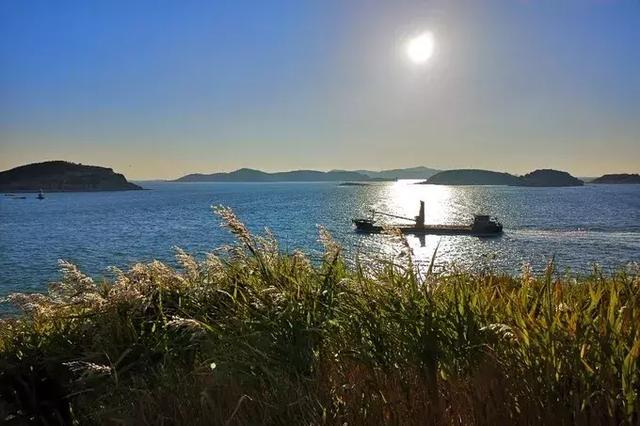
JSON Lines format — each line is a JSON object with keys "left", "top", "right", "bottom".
{"left": 1, "top": 207, "right": 639, "bottom": 425}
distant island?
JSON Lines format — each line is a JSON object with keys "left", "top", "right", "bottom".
{"left": 175, "top": 168, "right": 372, "bottom": 182}
{"left": 518, "top": 169, "right": 584, "bottom": 187}
{"left": 0, "top": 161, "right": 142, "bottom": 192}
{"left": 422, "top": 168, "right": 584, "bottom": 187}
{"left": 591, "top": 173, "right": 640, "bottom": 184}
{"left": 425, "top": 169, "right": 522, "bottom": 186}
{"left": 336, "top": 166, "right": 440, "bottom": 180}
{"left": 175, "top": 166, "right": 441, "bottom": 182}
{"left": 338, "top": 182, "right": 370, "bottom": 186}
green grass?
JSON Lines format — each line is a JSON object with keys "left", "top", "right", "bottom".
{"left": 1, "top": 206, "right": 639, "bottom": 425}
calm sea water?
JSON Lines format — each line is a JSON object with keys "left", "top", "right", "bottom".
{"left": 1, "top": 181, "right": 639, "bottom": 298}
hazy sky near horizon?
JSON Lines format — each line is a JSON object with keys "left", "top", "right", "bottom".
{"left": 1, "top": 1, "right": 639, "bottom": 179}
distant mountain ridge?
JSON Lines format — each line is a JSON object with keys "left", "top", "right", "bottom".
{"left": 423, "top": 168, "right": 584, "bottom": 187}
{"left": 0, "top": 161, "right": 142, "bottom": 192}
{"left": 175, "top": 166, "right": 440, "bottom": 182}
{"left": 175, "top": 168, "right": 372, "bottom": 182}
{"left": 336, "top": 166, "right": 440, "bottom": 180}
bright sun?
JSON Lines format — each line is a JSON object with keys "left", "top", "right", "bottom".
{"left": 406, "top": 32, "right": 435, "bottom": 64}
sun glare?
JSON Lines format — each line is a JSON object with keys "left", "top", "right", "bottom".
{"left": 406, "top": 32, "right": 434, "bottom": 64}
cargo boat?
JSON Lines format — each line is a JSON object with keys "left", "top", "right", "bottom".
{"left": 352, "top": 201, "right": 503, "bottom": 237}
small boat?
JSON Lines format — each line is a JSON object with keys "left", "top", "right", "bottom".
{"left": 37, "top": 190, "right": 45, "bottom": 200}
{"left": 352, "top": 201, "right": 503, "bottom": 237}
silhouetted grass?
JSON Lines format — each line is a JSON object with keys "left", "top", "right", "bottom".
{"left": 1, "top": 206, "right": 638, "bottom": 425}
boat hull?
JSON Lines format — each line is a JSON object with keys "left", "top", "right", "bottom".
{"left": 353, "top": 222, "right": 502, "bottom": 237}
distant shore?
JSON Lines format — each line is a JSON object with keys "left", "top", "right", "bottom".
{"left": 2, "top": 160, "right": 637, "bottom": 188}
{"left": 0, "top": 161, "right": 142, "bottom": 192}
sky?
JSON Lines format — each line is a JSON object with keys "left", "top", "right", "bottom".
{"left": 1, "top": 0, "right": 639, "bottom": 180}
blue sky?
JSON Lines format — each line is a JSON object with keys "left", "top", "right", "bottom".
{"left": 1, "top": 0, "right": 639, "bottom": 179}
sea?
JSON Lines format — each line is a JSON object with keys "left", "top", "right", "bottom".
{"left": 1, "top": 181, "right": 639, "bottom": 299}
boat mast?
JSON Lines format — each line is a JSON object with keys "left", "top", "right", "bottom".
{"left": 415, "top": 201, "right": 425, "bottom": 228}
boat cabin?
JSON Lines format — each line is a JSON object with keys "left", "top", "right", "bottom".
{"left": 471, "top": 215, "right": 502, "bottom": 233}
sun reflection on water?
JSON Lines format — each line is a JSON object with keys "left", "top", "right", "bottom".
{"left": 357, "top": 180, "right": 504, "bottom": 274}
{"left": 343, "top": 180, "right": 635, "bottom": 275}
{"left": 381, "top": 180, "right": 455, "bottom": 225}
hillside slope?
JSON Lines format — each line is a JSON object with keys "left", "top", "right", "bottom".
{"left": 0, "top": 161, "right": 142, "bottom": 192}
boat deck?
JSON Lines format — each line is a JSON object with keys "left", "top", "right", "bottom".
{"left": 353, "top": 222, "right": 502, "bottom": 237}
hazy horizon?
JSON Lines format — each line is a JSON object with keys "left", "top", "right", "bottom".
{"left": 2, "top": 0, "right": 639, "bottom": 180}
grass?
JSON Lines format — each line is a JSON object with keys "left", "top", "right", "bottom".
{"left": 1, "top": 206, "right": 639, "bottom": 425}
